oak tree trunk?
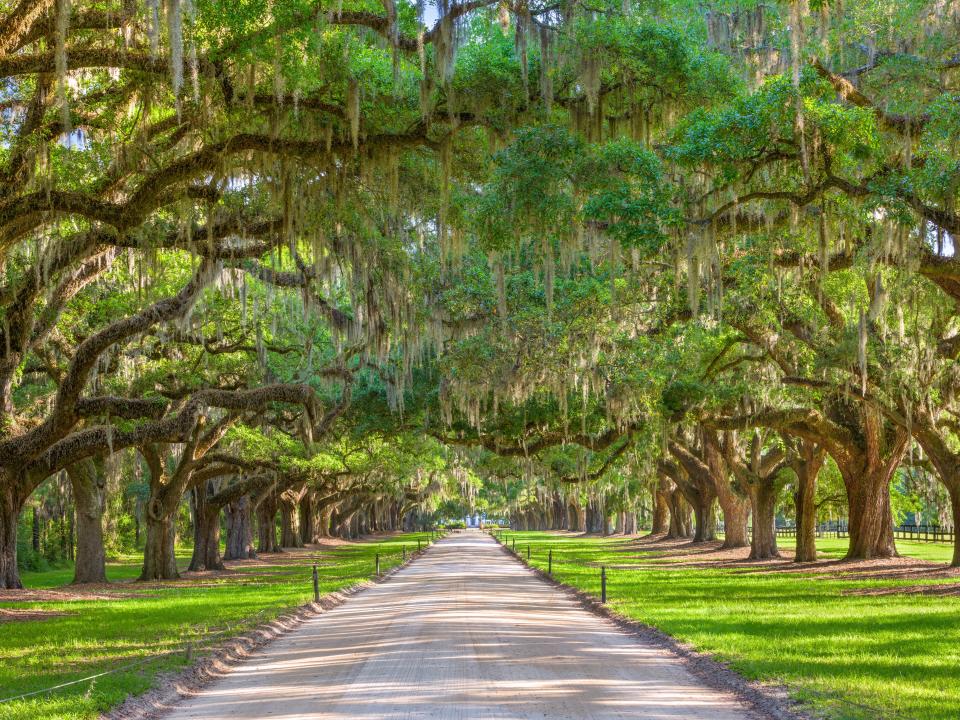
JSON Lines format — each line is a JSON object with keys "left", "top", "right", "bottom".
{"left": 748, "top": 480, "right": 779, "bottom": 560}
{"left": 257, "top": 497, "right": 281, "bottom": 553}
{"left": 667, "top": 491, "right": 693, "bottom": 539}
{"left": 188, "top": 483, "right": 224, "bottom": 572}
{"left": 843, "top": 469, "right": 898, "bottom": 559}
{"left": 280, "top": 500, "right": 303, "bottom": 548}
{"left": 793, "top": 456, "right": 821, "bottom": 563}
{"left": 299, "top": 494, "right": 314, "bottom": 543}
{"left": 950, "top": 486, "right": 960, "bottom": 568}
{"left": 690, "top": 495, "right": 716, "bottom": 542}
{"left": 716, "top": 481, "right": 750, "bottom": 549}
{"left": 68, "top": 459, "right": 108, "bottom": 584}
{"left": 652, "top": 487, "right": 670, "bottom": 534}
{"left": 0, "top": 483, "right": 23, "bottom": 589}
{"left": 140, "top": 511, "right": 179, "bottom": 580}
{"left": 224, "top": 496, "right": 255, "bottom": 560}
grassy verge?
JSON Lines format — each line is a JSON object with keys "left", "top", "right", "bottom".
{"left": 0, "top": 532, "right": 434, "bottom": 720}
{"left": 496, "top": 530, "right": 960, "bottom": 720}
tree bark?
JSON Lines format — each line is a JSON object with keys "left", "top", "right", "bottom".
{"left": 280, "top": 498, "right": 303, "bottom": 548}
{"left": 664, "top": 444, "right": 718, "bottom": 542}
{"left": 747, "top": 480, "right": 779, "bottom": 560}
{"left": 257, "top": 496, "right": 281, "bottom": 553}
{"left": 0, "top": 482, "right": 23, "bottom": 589}
{"left": 300, "top": 493, "right": 315, "bottom": 544}
{"left": 844, "top": 469, "right": 898, "bottom": 559}
{"left": 690, "top": 494, "right": 716, "bottom": 542}
{"left": 665, "top": 490, "right": 692, "bottom": 539}
{"left": 791, "top": 440, "right": 825, "bottom": 563}
{"left": 188, "top": 481, "right": 225, "bottom": 572}
{"left": 707, "top": 436, "right": 750, "bottom": 549}
{"left": 224, "top": 496, "right": 255, "bottom": 560}
{"left": 68, "top": 458, "right": 108, "bottom": 583}
{"left": 950, "top": 485, "right": 960, "bottom": 568}
{"left": 832, "top": 402, "right": 908, "bottom": 559}
{"left": 315, "top": 501, "right": 333, "bottom": 540}
{"left": 140, "top": 509, "right": 179, "bottom": 580}
{"left": 652, "top": 483, "right": 670, "bottom": 534}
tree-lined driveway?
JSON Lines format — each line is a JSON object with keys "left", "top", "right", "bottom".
{"left": 164, "top": 532, "right": 755, "bottom": 719}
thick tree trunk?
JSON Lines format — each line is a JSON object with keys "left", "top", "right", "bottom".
{"left": 280, "top": 500, "right": 303, "bottom": 548}
{"left": 315, "top": 503, "right": 333, "bottom": 540}
{"left": 690, "top": 495, "right": 715, "bottom": 542}
{"left": 715, "top": 477, "right": 750, "bottom": 549}
{"left": 843, "top": 469, "right": 898, "bottom": 559}
{"left": 748, "top": 481, "right": 779, "bottom": 560}
{"left": 257, "top": 497, "right": 281, "bottom": 553}
{"left": 950, "top": 486, "right": 960, "bottom": 568}
{"left": 188, "top": 482, "right": 224, "bottom": 572}
{"left": 652, "top": 486, "right": 670, "bottom": 534}
{"left": 140, "top": 512, "right": 179, "bottom": 580}
{"left": 624, "top": 511, "right": 636, "bottom": 535}
{"left": 834, "top": 406, "right": 907, "bottom": 560}
{"left": 0, "top": 484, "right": 23, "bottom": 589}
{"left": 68, "top": 459, "right": 108, "bottom": 584}
{"left": 224, "top": 496, "right": 255, "bottom": 560}
{"left": 299, "top": 494, "right": 314, "bottom": 543}
{"left": 792, "top": 443, "right": 824, "bottom": 563}
{"left": 666, "top": 490, "right": 693, "bottom": 539}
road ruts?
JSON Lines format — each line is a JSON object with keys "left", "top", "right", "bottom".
{"left": 162, "top": 532, "right": 757, "bottom": 720}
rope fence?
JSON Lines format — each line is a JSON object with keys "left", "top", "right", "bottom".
{"left": 489, "top": 529, "right": 610, "bottom": 602}
{"left": 0, "top": 531, "right": 445, "bottom": 706}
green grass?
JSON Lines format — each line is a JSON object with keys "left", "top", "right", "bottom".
{"left": 0, "top": 533, "right": 433, "bottom": 720}
{"left": 498, "top": 530, "right": 960, "bottom": 720}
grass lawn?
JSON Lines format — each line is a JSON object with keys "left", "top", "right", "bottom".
{"left": 497, "top": 530, "right": 960, "bottom": 720}
{"left": 0, "top": 532, "right": 433, "bottom": 720}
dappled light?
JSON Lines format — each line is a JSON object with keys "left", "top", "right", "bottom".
{"left": 166, "top": 534, "right": 750, "bottom": 720}
{"left": 2, "top": 0, "right": 960, "bottom": 717}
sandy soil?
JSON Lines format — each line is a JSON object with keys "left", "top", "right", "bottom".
{"left": 0, "top": 607, "right": 72, "bottom": 623}
{"left": 159, "top": 532, "right": 759, "bottom": 720}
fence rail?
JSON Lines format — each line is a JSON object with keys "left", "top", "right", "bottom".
{"left": 772, "top": 523, "right": 956, "bottom": 544}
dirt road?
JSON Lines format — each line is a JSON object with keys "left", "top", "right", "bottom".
{"left": 163, "top": 532, "right": 756, "bottom": 719}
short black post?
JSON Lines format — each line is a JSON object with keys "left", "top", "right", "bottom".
{"left": 312, "top": 564, "right": 320, "bottom": 602}
{"left": 526, "top": 545, "right": 531, "bottom": 560}
{"left": 601, "top": 566, "right": 607, "bottom": 603}
{"left": 417, "top": 539, "right": 422, "bottom": 552}
{"left": 548, "top": 549, "right": 553, "bottom": 575}
{"left": 512, "top": 538, "right": 516, "bottom": 551}
{"left": 376, "top": 553, "right": 381, "bottom": 577}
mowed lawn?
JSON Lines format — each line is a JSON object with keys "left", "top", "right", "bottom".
{"left": 0, "top": 533, "right": 433, "bottom": 720}
{"left": 499, "top": 530, "right": 960, "bottom": 720}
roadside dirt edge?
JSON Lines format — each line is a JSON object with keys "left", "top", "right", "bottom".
{"left": 493, "top": 538, "right": 813, "bottom": 720}
{"left": 101, "top": 547, "right": 429, "bottom": 720}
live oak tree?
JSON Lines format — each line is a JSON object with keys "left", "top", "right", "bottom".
{"left": 8, "top": 0, "right": 960, "bottom": 589}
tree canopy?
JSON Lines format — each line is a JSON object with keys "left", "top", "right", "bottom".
{"left": 4, "top": 0, "right": 960, "bottom": 589}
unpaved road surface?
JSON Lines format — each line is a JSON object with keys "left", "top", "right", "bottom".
{"left": 164, "top": 532, "right": 755, "bottom": 719}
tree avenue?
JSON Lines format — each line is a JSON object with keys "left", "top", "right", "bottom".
{"left": 3, "top": 0, "right": 960, "bottom": 593}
